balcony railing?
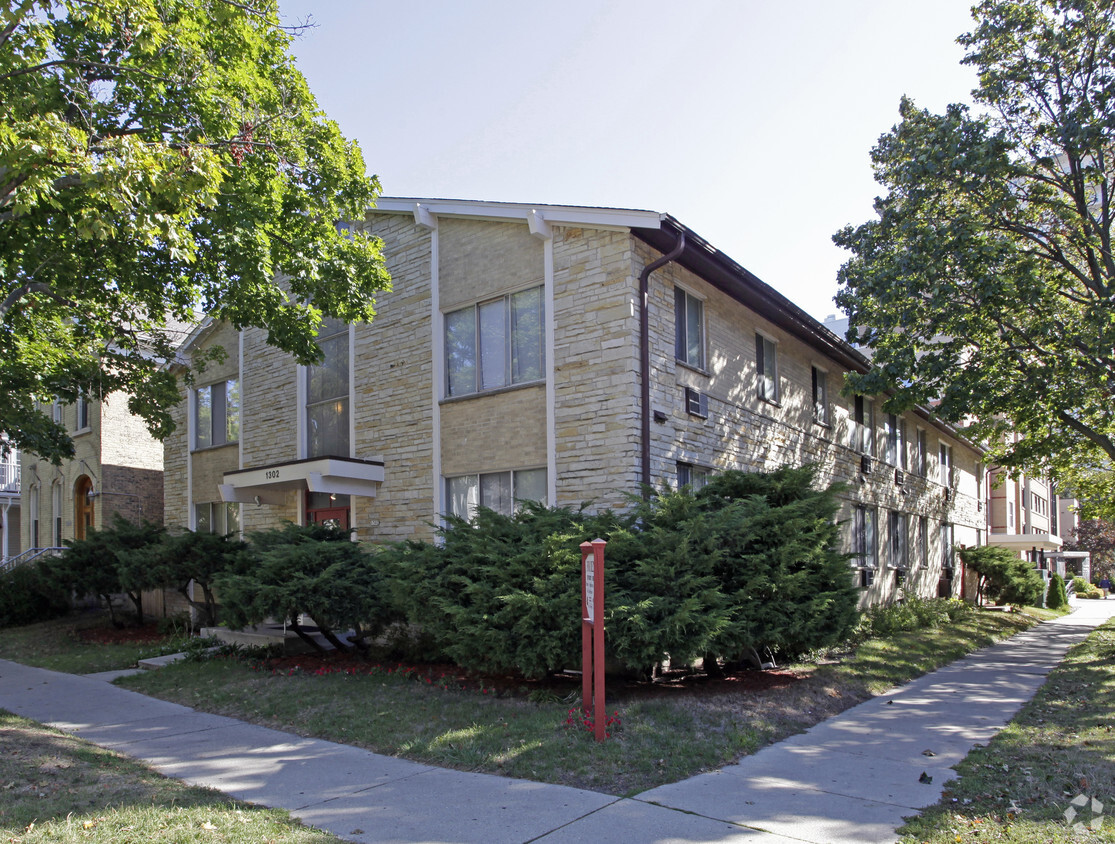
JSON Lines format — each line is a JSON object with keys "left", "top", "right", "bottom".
{"left": 0, "top": 461, "right": 19, "bottom": 494}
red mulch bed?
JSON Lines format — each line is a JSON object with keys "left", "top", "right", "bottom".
{"left": 253, "top": 650, "right": 803, "bottom": 700}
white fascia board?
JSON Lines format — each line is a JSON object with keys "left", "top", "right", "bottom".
{"left": 372, "top": 197, "right": 664, "bottom": 232}
{"left": 222, "top": 457, "right": 385, "bottom": 502}
{"left": 986, "top": 532, "right": 1064, "bottom": 551}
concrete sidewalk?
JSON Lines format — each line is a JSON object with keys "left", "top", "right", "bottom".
{"left": 2, "top": 599, "right": 1113, "bottom": 843}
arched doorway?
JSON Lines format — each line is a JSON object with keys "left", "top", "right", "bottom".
{"left": 74, "top": 476, "right": 94, "bottom": 541}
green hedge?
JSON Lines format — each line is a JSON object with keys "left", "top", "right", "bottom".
{"left": 0, "top": 561, "right": 70, "bottom": 628}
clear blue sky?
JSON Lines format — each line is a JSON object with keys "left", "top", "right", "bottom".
{"left": 278, "top": 1, "right": 979, "bottom": 320}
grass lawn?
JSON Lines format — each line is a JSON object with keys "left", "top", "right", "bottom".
{"left": 898, "top": 617, "right": 1115, "bottom": 843}
{"left": 0, "top": 710, "right": 345, "bottom": 843}
{"left": 0, "top": 610, "right": 192, "bottom": 674}
{"left": 111, "top": 608, "right": 1038, "bottom": 796}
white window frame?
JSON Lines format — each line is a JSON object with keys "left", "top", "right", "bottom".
{"left": 677, "top": 462, "right": 711, "bottom": 490}
{"left": 445, "top": 468, "right": 548, "bottom": 520}
{"left": 939, "top": 442, "right": 953, "bottom": 485}
{"left": 916, "top": 428, "right": 928, "bottom": 477}
{"left": 306, "top": 319, "right": 349, "bottom": 458}
{"left": 674, "top": 286, "right": 706, "bottom": 370}
{"left": 194, "top": 379, "right": 240, "bottom": 451}
{"left": 756, "top": 332, "right": 780, "bottom": 404}
{"left": 194, "top": 501, "right": 241, "bottom": 535}
{"left": 853, "top": 396, "right": 875, "bottom": 456}
{"left": 445, "top": 286, "right": 545, "bottom": 397}
{"left": 852, "top": 505, "right": 877, "bottom": 570}
{"left": 811, "top": 366, "right": 830, "bottom": 426}
{"left": 889, "top": 510, "right": 908, "bottom": 568}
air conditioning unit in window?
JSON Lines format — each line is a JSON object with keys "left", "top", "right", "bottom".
{"left": 860, "top": 455, "right": 873, "bottom": 475}
{"left": 684, "top": 387, "right": 708, "bottom": 418}
{"left": 944, "top": 488, "right": 952, "bottom": 502}
{"left": 894, "top": 468, "right": 905, "bottom": 486}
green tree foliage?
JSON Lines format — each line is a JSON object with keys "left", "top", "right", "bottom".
{"left": 959, "top": 545, "right": 1044, "bottom": 607}
{"left": 1, "top": 0, "right": 390, "bottom": 462}
{"left": 1066, "top": 518, "right": 1115, "bottom": 580}
{"left": 1045, "top": 571, "right": 1068, "bottom": 609}
{"left": 0, "top": 561, "right": 70, "bottom": 628}
{"left": 121, "top": 529, "right": 245, "bottom": 628}
{"left": 378, "top": 466, "right": 859, "bottom": 680}
{"left": 833, "top": 0, "right": 1115, "bottom": 517}
{"left": 46, "top": 514, "right": 166, "bottom": 625}
{"left": 215, "top": 522, "right": 394, "bottom": 654}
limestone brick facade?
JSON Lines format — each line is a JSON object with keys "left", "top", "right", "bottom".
{"left": 164, "top": 198, "right": 990, "bottom": 606}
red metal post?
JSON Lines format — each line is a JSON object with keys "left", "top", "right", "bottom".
{"left": 591, "top": 538, "right": 606, "bottom": 742}
{"left": 580, "top": 541, "right": 592, "bottom": 721}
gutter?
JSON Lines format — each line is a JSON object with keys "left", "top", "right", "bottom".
{"left": 639, "top": 227, "right": 686, "bottom": 496}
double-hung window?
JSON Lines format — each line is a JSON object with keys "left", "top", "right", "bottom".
{"left": 889, "top": 510, "right": 908, "bottom": 568}
{"left": 919, "top": 515, "right": 930, "bottom": 568}
{"left": 307, "top": 318, "right": 349, "bottom": 457}
{"left": 756, "top": 333, "right": 779, "bottom": 403}
{"left": 446, "top": 286, "right": 544, "bottom": 397}
{"left": 853, "top": 396, "right": 875, "bottom": 456}
{"left": 195, "top": 379, "right": 240, "bottom": 450}
{"left": 916, "top": 429, "right": 928, "bottom": 476}
{"left": 195, "top": 502, "right": 241, "bottom": 535}
{"left": 811, "top": 367, "right": 829, "bottom": 425}
{"left": 852, "top": 505, "right": 877, "bottom": 570}
{"left": 677, "top": 462, "right": 710, "bottom": 490}
{"left": 446, "top": 468, "right": 547, "bottom": 520}
{"left": 674, "top": 287, "right": 705, "bottom": 369}
{"left": 940, "top": 522, "right": 954, "bottom": 569}
{"left": 885, "top": 414, "right": 906, "bottom": 468}
{"left": 939, "top": 442, "right": 953, "bottom": 485}
{"left": 76, "top": 393, "right": 90, "bottom": 430}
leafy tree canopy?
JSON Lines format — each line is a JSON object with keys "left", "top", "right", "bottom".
{"left": 1066, "top": 517, "right": 1115, "bottom": 579}
{"left": 834, "top": 0, "right": 1115, "bottom": 516}
{"left": 1, "top": 0, "right": 390, "bottom": 462}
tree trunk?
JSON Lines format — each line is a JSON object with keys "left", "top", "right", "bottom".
{"left": 288, "top": 618, "right": 327, "bottom": 654}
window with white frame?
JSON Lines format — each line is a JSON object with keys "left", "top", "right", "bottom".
{"left": 1032, "top": 494, "right": 1048, "bottom": 517}
{"left": 307, "top": 318, "right": 348, "bottom": 457}
{"left": 853, "top": 395, "right": 875, "bottom": 456}
{"left": 446, "top": 468, "right": 547, "bottom": 520}
{"left": 194, "top": 502, "right": 241, "bottom": 535}
{"left": 919, "top": 515, "right": 929, "bottom": 568}
{"left": 76, "top": 392, "right": 90, "bottom": 430}
{"left": 195, "top": 379, "right": 240, "bottom": 450}
{"left": 916, "top": 428, "right": 928, "bottom": 477}
{"left": 51, "top": 398, "right": 63, "bottom": 426}
{"left": 852, "top": 505, "right": 877, "bottom": 570}
{"left": 446, "top": 287, "right": 544, "bottom": 397}
{"left": 811, "top": 367, "right": 829, "bottom": 425}
{"left": 52, "top": 482, "right": 63, "bottom": 546}
{"left": 674, "top": 287, "right": 705, "bottom": 370}
{"left": 939, "top": 442, "right": 953, "bottom": 484}
{"left": 677, "top": 462, "right": 711, "bottom": 490}
{"left": 29, "top": 484, "right": 40, "bottom": 548}
{"left": 755, "top": 333, "right": 779, "bottom": 403}
{"left": 885, "top": 414, "right": 907, "bottom": 468}
{"left": 889, "top": 510, "right": 908, "bottom": 568}
{"left": 940, "top": 522, "right": 954, "bottom": 569}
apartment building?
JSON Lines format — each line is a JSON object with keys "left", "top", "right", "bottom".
{"left": 0, "top": 442, "right": 19, "bottom": 563}
{"left": 166, "top": 198, "right": 986, "bottom": 605}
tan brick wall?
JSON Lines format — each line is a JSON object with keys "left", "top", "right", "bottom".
{"left": 439, "top": 218, "right": 544, "bottom": 310}
{"left": 440, "top": 387, "right": 547, "bottom": 476}
{"left": 551, "top": 226, "right": 641, "bottom": 511}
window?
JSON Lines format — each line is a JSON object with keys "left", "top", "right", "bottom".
{"left": 889, "top": 510, "right": 908, "bottom": 568}
{"left": 756, "top": 333, "right": 779, "bottom": 403}
{"left": 674, "top": 287, "right": 705, "bottom": 369}
{"left": 76, "top": 393, "right": 90, "bottom": 430}
{"left": 1032, "top": 494, "right": 1047, "bottom": 517}
{"left": 919, "top": 515, "right": 930, "bottom": 568}
{"left": 939, "top": 442, "right": 952, "bottom": 484}
{"left": 677, "top": 462, "right": 711, "bottom": 490}
{"left": 29, "top": 485, "right": 39, "bottom": 548}
{"left": 51, "top": 399, "right": 63, "bottom": 426}
{"left": 195, "top": 379, "right": 240, "bottom": 450}
{"left": 811, "top": 367, "right": 829, "bottom": 425}
{"left": 940, "top": 522, "right": 954, "bottom": 569}
{"left": 446, "top": 287, "right": 544, "bottom": 397}
{"left": 916, "top": 429, "right": 928, "bottom": 477}
{"left": 853, "top": 396, "right": 875, "bottom": 456}
{"left": 307, "top": 318, "right": 348, "bottom": 457}
{"left": 51, "top": 482, "right": 62, "bottom": 547}
{"left": 852, "top": 505, "right": 877, "bottom": 570}
{"left": 446, "top": 468, "right": 547, "bottom": 520}
{"left": 884, "top": 414, "right": 907, "bottom": 468}
{"left": 194, "top": 502, "right": 241, "bottom": 535}
{"left": 683, "top": 387, "right": 708, "bottom": 418}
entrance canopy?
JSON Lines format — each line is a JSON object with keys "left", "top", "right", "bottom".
{"left": 985, "top": 532, "right": 1063, "bottom": 553}
{"left": 220, "top": 456, "right": 385, "bottom": 505}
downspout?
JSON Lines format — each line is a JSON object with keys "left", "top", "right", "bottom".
{"left": 639, "top": 228, "right": 686, "bottom": 497}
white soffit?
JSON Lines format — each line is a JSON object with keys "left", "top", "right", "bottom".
{"left": 221, "top": 456, "right": 385, "bottom": 503}
{"left": 373, "top": 197, "right": 664, "bottom": 232}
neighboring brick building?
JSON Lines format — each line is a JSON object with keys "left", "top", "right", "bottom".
{"left": 167, "top": 198, "right": 988, "bottom": 605}
{"left": 20, "top": 394, "right": 164, "bottom": 547}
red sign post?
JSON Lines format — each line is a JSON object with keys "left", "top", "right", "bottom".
{"left": 580, "top": 538, "right": 606, "bottom": 742}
